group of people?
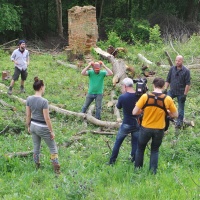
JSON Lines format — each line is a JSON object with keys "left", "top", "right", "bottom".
{"left": 109, "top": 55, "right": 190, "bottom": 174}
{"left": 7, "top": 40, "right": 190, "bottom": 174}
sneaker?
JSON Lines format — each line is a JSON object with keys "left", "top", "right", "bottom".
{"left": 35, "top": 163, "right": 40, "bottom": 169}
{"left": 7, "top": 87, "right": 12, "bottom": 95}
{"left": 175, "top": 121, "right": 182, "bottom": 129}
{"left": 106, "top": 160, "right": 115, "bottom": 165}
{"left": 20, "top": 86, "right": 25, "bottom": 93}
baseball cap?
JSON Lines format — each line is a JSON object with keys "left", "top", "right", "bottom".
{"left": 18, "top": 40, "right": 26, "bottom": 45}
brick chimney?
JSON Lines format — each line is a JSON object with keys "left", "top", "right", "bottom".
{"left": 68, "top": 6, "right": 98, "bottom": 55}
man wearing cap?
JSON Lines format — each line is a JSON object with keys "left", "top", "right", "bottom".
{"left": 7, "top": 40, "right": 30, "bottom": 95}
{"left": 109, "top": 77, "right": 139, "bottom": 165}
{"left": 81, "top": 61, "right": 113, "bottom": 120}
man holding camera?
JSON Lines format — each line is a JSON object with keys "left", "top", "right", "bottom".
{"left": 164, "top": 55, "right": 191, "bottom": 128}
{"left": 81, "top": 61, "right": 113, "bottom": 120}
{"left": 109, "top": 78, "right": 139, "bottom": 165}
{"left": 132, "top": 77, "right": 178, "bottom": 174}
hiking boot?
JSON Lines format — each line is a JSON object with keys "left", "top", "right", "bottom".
{"left": 7, "top": 87, "right": 12, "bottom": 95}
{"left": 20, "top": 86, "right": 25, "bottom": 93}
{"left": 35, "top": 163, "right": 40, "bottom": 169}
{"left": 175, "top": 121, "right": 182, "bottom": 129}
{"left": 52, "top": 163, "right": 61, "bottom": 174}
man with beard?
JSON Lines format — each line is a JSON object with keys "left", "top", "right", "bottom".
{"left": 7, "top": 40, "right": 30, "bottom": 95}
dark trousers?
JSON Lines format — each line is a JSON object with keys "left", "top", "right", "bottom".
{"left": 110, "top": 122, "right": 139, "bottom": 164}
{"left": 135, "top": 126, "right": 164, "bottom": 174}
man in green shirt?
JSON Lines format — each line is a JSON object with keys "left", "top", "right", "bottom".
{"left": 81, "top": 61, "right": 113, "bottom": 120}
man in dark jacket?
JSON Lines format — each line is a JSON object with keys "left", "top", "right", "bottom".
{"left": 164, "top": 55, "right": 191, "bottom": 128}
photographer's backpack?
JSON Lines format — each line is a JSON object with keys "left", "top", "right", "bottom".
{"left": 139, "top": 92, "right": 170, "bottom": 131}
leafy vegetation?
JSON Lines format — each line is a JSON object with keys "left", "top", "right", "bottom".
{"left": 0, "top": 0, "right": 200, "bottom": 42}
{"left": 0, "top": 33, "right": 200, "bottom": 199}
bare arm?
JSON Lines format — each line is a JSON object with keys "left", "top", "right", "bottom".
{"left": 167, "top": 110, "right": 178, "bottom": 118}
{"left": 132, "top": 106, "right": 141, "bottom": 115}
{"left": 101, "top": 62, "right": 113, "bottom": 76}
{"left": 26, "top": 106, "right": 31, "bottom": 133}
{"left": 165, "top": 82, "right": 170, "bottom": 90}
{"left": 81, "top": 62, "right": 92, "bottom": 76}
{"left": 27, "top": 56, "right": 30, "bottom": 66}
{"left": 184, "top": 85, "right": 190, "bottom": 95}
{"left": 43, "top": 109, "right": 55, "bottom": 140}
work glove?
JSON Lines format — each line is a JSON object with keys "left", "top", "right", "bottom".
{"left": 180, "top": 95, "right": 187, "bottom": 103}
{"left": 163, "top": 89, "right": 168, "bottom": 94}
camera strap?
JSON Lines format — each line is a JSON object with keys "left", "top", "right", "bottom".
{"left": 142, "top": 92, "right": 170, "bottom": 131}
{"left": 142, "top": 92, "right": 167, "bottom": 114}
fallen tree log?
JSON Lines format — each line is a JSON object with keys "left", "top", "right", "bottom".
{"left": 4, "top": 151, "right": 33, "bottom": 158}
{"left": 158, "top": 64, "right": 200, "bottom": 70}
{"left": 107, "top": 90, "right": 121, "bottom": 122}
{"left": 138, "top": 54, "right": 153, "bottom": 65}
{"left": 0, "top": 86, "right": 194, "bottom": 129}
{"left": 0, "top": 99, "right": 16, "bottom": 111}
{"left": 0, "top": 89, "right": 121, "bottom": 129}
{"left": 76, "top": 130, "right": 115, "bottom": 135}
{"left": 0, "top": 38, "right": 18, "bottom": 48}
{"left": 94, "top": 47, "right": 127, "bottom": 86}
{"left": 56, "top": 60, "right": 78, "bottom": 69}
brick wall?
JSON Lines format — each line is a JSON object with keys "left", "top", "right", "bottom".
{"left": 68, "top": 6, "right": 98, "bottom": 55}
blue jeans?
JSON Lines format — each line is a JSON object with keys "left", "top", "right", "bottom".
{"left": 81, "top": 94, "right": 103, "bottom": 120}
{"left": 167, "top": 90, "right": 185, "bottom": 123}
{"left": 135, "top": 126, "right": 164, "bottom": 174}
{"left": 109, "top": 121, "right": 139, "bottom": 164}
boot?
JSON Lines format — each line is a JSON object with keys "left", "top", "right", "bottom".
{"left": 20, "top": 85, "right": 25, "bottom": 93}
{"left": 51, "top": 154, "right": 61, "bottom": 174}
{"left": 33, "top": 153, "right": 40, "bottom": 169}
{"left": 52, "top": 163, "right": 61, "bottom": 174}
{"left": 35, "top": 163, "right": 40, "bottom": 169}
{"left": 7, "top": 86, "right": 12, "bottom": 95}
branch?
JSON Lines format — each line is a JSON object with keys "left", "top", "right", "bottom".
{"left": 93, "top": 47, "right": 114, "bottom": 61}
{"left": 0, "top": 99, "right": 16, "bottom": 111}
{"left": 0, "top": 38, "right": 18, "bottom": 48}
{"left": 0, "top": 89, "right": 121, "bottom": 129}
{"left": 164, "top": 51, "right": 174, "bottom": 67}
{"left": 4, "top": 151, "right": 33, "bottom": 158}
{"left": 169, "top": 40, "right": 179, "bottom": 55}
{"left": 56, "top": 60, "right": 78, "bottom": 69}
{"left": 0, "top": 125, "right": 9, "bottom": 135}
{"left": 138, "top": 54, "right": 153, "bottom": 65}
{"left": 174, "top": 174, "right": 188, "bottom": 194}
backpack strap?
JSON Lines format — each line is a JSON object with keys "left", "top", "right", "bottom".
{"left": 142, "top": 92, "right": 168, "bottom": 115}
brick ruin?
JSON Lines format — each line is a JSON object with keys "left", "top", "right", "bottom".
{"left": 68, "top": 6, "right": 98, "bottom": 55}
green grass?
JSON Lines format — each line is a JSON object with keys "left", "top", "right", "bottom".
{"left": 0, "top": 36, "right": 200, "bottom": 199}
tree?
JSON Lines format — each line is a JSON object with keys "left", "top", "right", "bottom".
{"left": 55, "top": 0, "right": 63, "bottom": 38}
{"left": 184, "top": 0, "right": 200, "bottom": 22}
{"left": 0, "top": 3, "right": 22, "bottom": 32}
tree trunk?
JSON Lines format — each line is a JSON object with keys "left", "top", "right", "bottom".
{"left": 185, "top": 0, "right": 200, "bottom": 22}
{"left": 98, "top": 0, "right": 104, "bottom": 25}
{"left": 55, "top": 0, "right": 63, "bottom": 38}
{"left": 93, "top": 47, "right": 127, "bottom": 86}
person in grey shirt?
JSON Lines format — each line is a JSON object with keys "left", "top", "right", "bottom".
{"left": 26, "top": 77, "right": 61, "bottom": 174}
{"left": 7, "top": 40, "right": 30, "bottom": 95}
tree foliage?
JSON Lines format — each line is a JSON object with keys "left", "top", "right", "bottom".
{"left": 0, "top": 0, "right": 200, "bottom": 43}
{"left": 0, "top": 3, "right": 22, "bottom": 32}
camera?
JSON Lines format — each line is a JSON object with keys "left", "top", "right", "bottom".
{"left": 133, "top": 78, "right": 148, "bottom": 96}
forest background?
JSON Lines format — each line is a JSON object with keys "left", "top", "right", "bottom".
{"left": 0, "top": 0, "right": 200, "bottom": 199}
